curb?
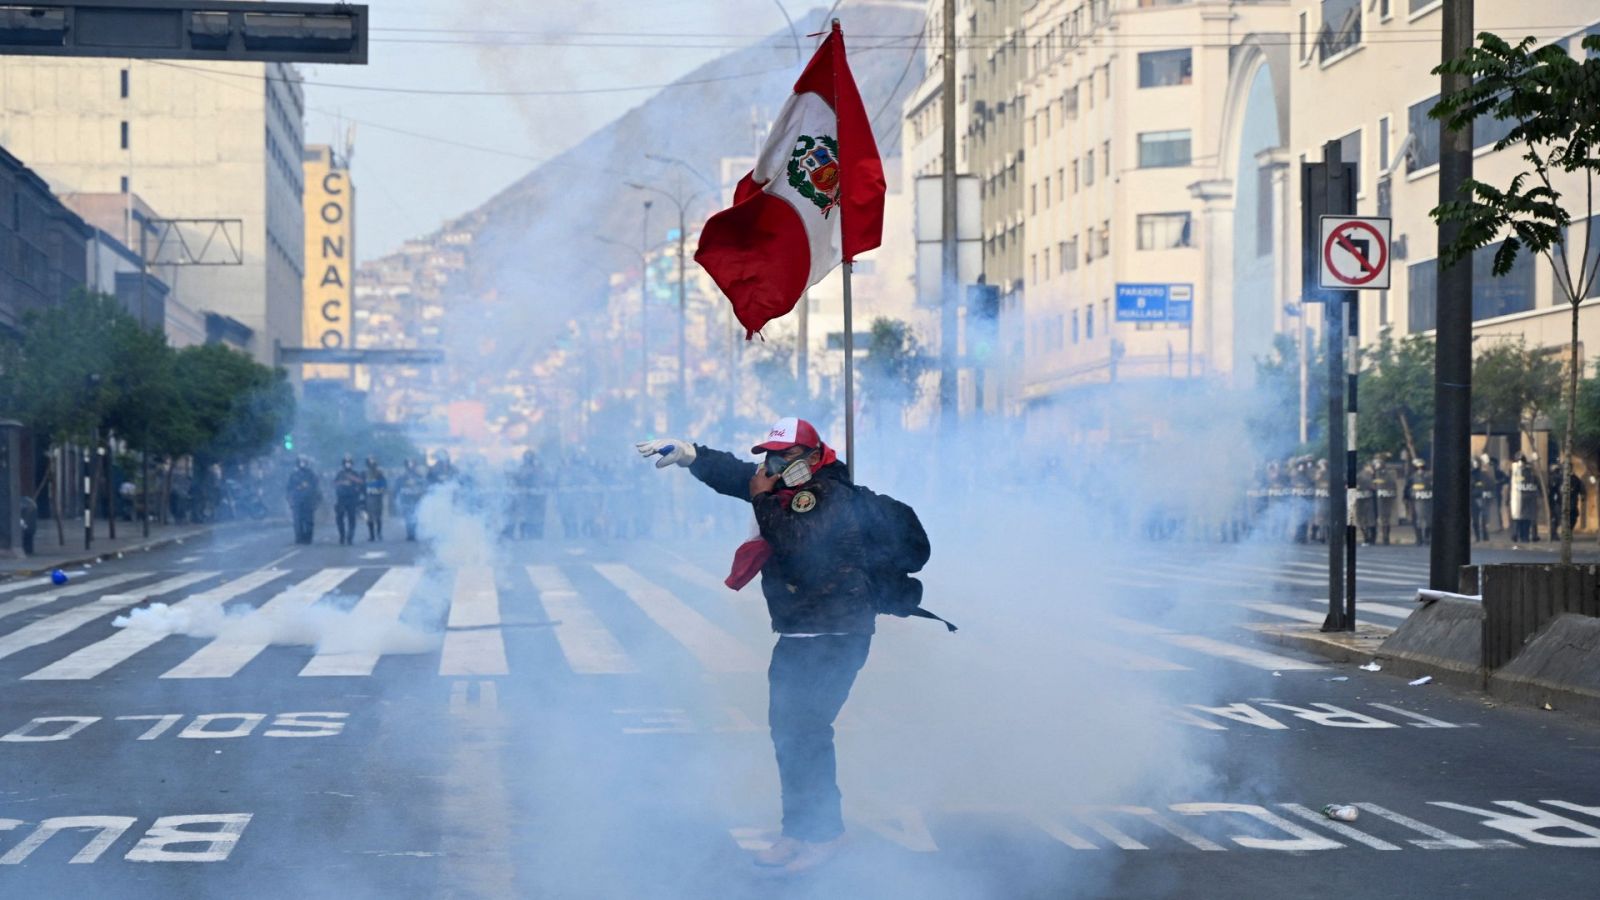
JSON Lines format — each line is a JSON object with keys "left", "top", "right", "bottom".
{"left": 1252, "top": 622, "right": 1391, "bottom": 665}
{"left": 0, "top": 520, "right": 266, "bottom": 581}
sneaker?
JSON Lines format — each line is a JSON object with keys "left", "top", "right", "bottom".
{"left": 783, "top": 836, "right": 846, "bottom": 874}
{"left": 751, "top": 836, "right": 803, "bottom": 868}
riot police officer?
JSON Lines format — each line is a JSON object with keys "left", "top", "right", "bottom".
{"left": 285, "top": 456, "right": 321, "bottom": 545}
{"left": 512, "top": 449, "right": 548, "bottom": 540}
{"left": 394, "top": 458, "right": 426, "bottom": 542}
{"left": 364, "top": 456, "right": 387, "bottom": 541}
{"left": 1405, "top": 458, "right": 1433, "bottom": 545}
{"left": 1312, "top": 459, "right": 1331, "bottom": 544}
{"left": 1371, "top": 455, "right": 1399, "bottom": 545}
{"left": 333, "top": 455, "right": 365, "bottom": 546}
{"left": 1354, "top": 463, "right": 1377, "bottom": 545}
{"left": 1470, "top": 457, "right": 1495, "bottom": 542}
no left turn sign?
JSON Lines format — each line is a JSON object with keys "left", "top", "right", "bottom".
{"left": 1319, "top": 215, "right": 1391, "bottom": 290}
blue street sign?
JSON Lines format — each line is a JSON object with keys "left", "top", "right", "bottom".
{"left": 1115, "top": 283, "right": 1194, "bottom": 324}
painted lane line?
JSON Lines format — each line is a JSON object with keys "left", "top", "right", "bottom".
{"left": 299, "top": 567, "right": 424, "bottom": 677}
{"left": 0, "top": 571, "right": 152, "bottom": 625}
{"left": 1367, "top": 704, "right": 1460, "bottom": 728}
{"left": 1278, "top": 803, "right": 1401, "bottom": 849}
{"left": 593, "top": 563, "right": 765, "bottom": 673}
{"left": 0, "top": 575, "right": 53, "bottom": 596}
{"left": 439, "top": 568, "right": 508, "bottom": 676}
{"left": 0, "top": 572, "right": 214, "bottom": 664}
{"left": 1240, "top": 602, "right": 1329, "bottom": 625}
{"left": 161, "top": 568, "right": 355, "bottom": 679}
{"left": 1101, "top": 614, "right": 1324, "bottom": 670}
{"left": 1359, "top": 602, "right": 1416, "bottom": 620}
{"left": 1354, "top": 803, "right": 1520, "bottom": 849}
{"left": 1080, "top": 640, "right": 1190, "bottom": 671}
{"left": 23, "top": 569, "right": 284, "bottom": 681}
{"left": 526, "top": 565, "right": 636, "bottom": 675}
{"left": 1282, "top": 562, "right": 1420, "bottom": 586}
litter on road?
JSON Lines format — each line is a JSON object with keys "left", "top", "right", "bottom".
{"left": 1360, "top": 661, "right": 1382, "bottom": 672}
{"left": 1320, "top": 804, "right": 1359, "bottom": 822}
{"left": 1409, "top": 676, "right": 1433, "bottom": 686}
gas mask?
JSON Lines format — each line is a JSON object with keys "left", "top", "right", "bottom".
{"left": 764, "top": 452, "right": 814, "bottom": 487}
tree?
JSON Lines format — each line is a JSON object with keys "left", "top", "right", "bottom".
{"left": 858, "top": 317, "right": 929, "bottom": 431}
{"left": 173, "top": 344, "right": 294, "bottom": 466}
{"left": 1473, "top": 338, "right": 1562, "bottom": 449}
{"left": 1360, "top": 327, "right": 1435, "bottom": 462}
{"left": 1432, "top": 32, "right": 1600, "bottom": 563}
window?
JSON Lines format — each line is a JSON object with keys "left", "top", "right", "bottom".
{"left": 1043, "top": 247, "right": 1052, "bottom": 277}
{"left": 119, "top": 176, "right": 129, "bottom": 193}
{"left": 119, "top": 68, "right": 129, "bottom": 98}
{"left": 1338, "top": 128, "right": 1362, "bottom": 192}
{"left": 1406, "top": 96, "right": 1440, "bottom": 172}
{"left": 1098, "top": 220, "right": 1111, "bottom": 257}
{"left": 1030, "top": 183, "right": 1037, "bottom": 214}
{"left": 1104, "top": 64, "right": 1111, "bottom": 98}
{"left": 1138, "top": 129, "right": 1191, "bottom": 168}
{"left": 1063, "top": 237, "right": 1078, "bottom": 271}
{"left": 1319, "top": 0, "right": 1361, "bottom": 60}
{"left": 1378, "top": 115, "right": 1391, "bottom": 171}
{"left": 1298, "top": 11, "right": 1310, "bottom": 62}
{"left": 1031, "top": 254, "right": 1038, "bottom": 285}
{"left": 1072, "top": 161, "right": 1080, "bottom": 193}
{"left": 1085, "top": 228, "right": 1097, "bottom": 262}
{"left": 1138, "top": 49, "right": 1193, "bottom": 88}
{"left": 1103, "top": 140, "right": 1111, "bottom": 176}
{"left": 1379, "top": 0, "right": 1391, "bottom": 19}
{"left": 1057, "top": 168, "right": 1065, "bottom": 201}
{"left": 1407, "top": 240, "right": 1537, "bottom": 331}
{"left": 1085, "top": 151, "right": 1096, "bottom": 186}
{"left": 1043, "top": 176, "right": 1052, "bottom": 208}
{"left": 1086, "top": 304, "right": 1095, "bottom": 340}
{"left": 1064, "top": 86, "right": 1079, "bottom": 119}
{"left": 1043, "top": 106, "right": 1051, "bottom": 136}
{"left": 1088, "top": 73, "right": 1095, "bottom": 109}
{"left": 1072, "top": 310, "right": 1080, "bottom": 344}
{"left": 1408, "top": 0, "right": 1439, "bottom": 13}
{"left": 1137, "top": 212, "right": 1193, "bottom": 250}
{"left": 119, "top": 121, "right": 128, "bottom": 149}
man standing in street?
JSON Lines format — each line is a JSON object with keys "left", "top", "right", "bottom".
{"left": 636, "top": 418, "right": 940, "bottom": 874}
{"left": 286, "top": 457, "right": 321, "bottom": 545}
{"left": 364, "top": 456, "right": 387, "bottom": 542}
{"left": 394, "top": 458, "right": 426, "bottom": 542}
{"left": 333, "top": 455, "right": 365, "bottom": 546}
{"left": 1405, "top": 458, "right": 1434, "bottom": 546}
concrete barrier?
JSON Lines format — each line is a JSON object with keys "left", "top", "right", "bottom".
{"left": 1374, "top": 596, "right": 1484, "bottom": 689}
{"left": 1472, "top": 564, "right": 1600, "bottom": 670}
{"left": 1489, "top": 614, "right": 1600, "bottom": 718}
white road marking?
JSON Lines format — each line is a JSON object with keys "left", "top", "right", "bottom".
{"left": 593, "top": 563, "right": 764, "bottom": 673}
{"left": 439, "top": 568, "right": 507, "bottom": 676}
{"left": 1354, "top": 803, "right": 1519, "bottom": 849}
{"left": 23, "top": 570, "right": 284, "bottom": 681}
{"left": 1102, "top": 616, "right": 1323, "bottom": 670}
{"left": 526, "top": 565, "right": 636, "bottom": 674}
{"left": 1360, "top": 602, "right": 1417, "bottom": 619}
{"left": 1278, "top": 803, "right": 1401, "bottom": 850}
{"left": 1240, "top": 601, "right": 1329, "bottom": 624}
{"left": 1367, "top": 703, "right": 1460, "bottom": 728}
{"left": 0, "top": 571, "right": 151, "bottom": 624}
{"left": 0, "top": 575, "right": 53, "bottom": 596}
{"left": 161, "top": 568, "right": 354, "bottom": 679}
{"left": 299, "top": 567, "right": 423, "bottom": 677}
{"left": 1081, "top": 640, "right": 1190, "bottom": 671}
{"left": 0, "top": 572, "right": 213, "bottom": 664}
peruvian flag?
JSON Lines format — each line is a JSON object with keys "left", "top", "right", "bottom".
{"left": 694, "top": 21, "right": 885, "bottom": 338}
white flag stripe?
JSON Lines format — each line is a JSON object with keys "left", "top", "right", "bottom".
{"left": 0, "top": 571, "right": 151, "bottom": 624}
{"left": 22, "top": 569, "right": 284, "bottom": 681}
{"left": 161, "top": 568, "right": 355, "bottom": 679}
{"left": 527, "top": 565, "right": 636, "bottom": 675}
{"left": 439, "top": 568, "right": 507, "bottom": 676}
{"left": 0, "top": 571, "right": 215, "bottom": 663}
{"left": 593, "top": 563, "right": 765, "bottom": 673}
{"left": 299, "top": 567, "right": 424, "bottom": 677}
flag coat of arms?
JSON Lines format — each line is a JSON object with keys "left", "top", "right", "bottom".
{"left": 694, "top": 22, "right": 885, "bottom": 338}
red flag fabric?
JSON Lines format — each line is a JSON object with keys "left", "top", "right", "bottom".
{"left": 694, "top": 22, "right": 885, "bottom": 338}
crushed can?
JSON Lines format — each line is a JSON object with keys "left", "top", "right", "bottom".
{"left": 1321, "top": 804, "right": 1359, "bottom": 822}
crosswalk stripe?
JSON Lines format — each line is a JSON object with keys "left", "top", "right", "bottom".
{"left": 1283, "top": 562, "right": 1421, "bottom": 585}
{"left": 593, "top": 563, "right": 765, "bottom": 673}
{"left": 1360, "top": 602, "right": 1416, "bottom": 620}
{"left": 527, "top": 565, "right": 637, "bottom": 675}
{"left": 1080, "top": 640, "right": 1191, "bottom": 671}
{"left": 22, "top": 569, "right": 284, "bottom": 681}
{"left": 300, "top": 567, "right": 424, "bottom": 677}
{"left": 0, "top": 571, "right": 151, "bottom": 624}
{"left": 1101, "top": 615, "right": 1323, "bottom": 670}
{"left": 1239, "top": 601, "right": 1328, "bottom": 625}
{"left": 439, "top": 568, "right": 508, "bottom": 676}
{"left": 162, "top": 568, "right": 355, "bottom": 679}
{"left": 0, "top": 571, "right": 215, "bottom": 664}
{"left": 0, "top": 575, "right": 53, "bottom": 596}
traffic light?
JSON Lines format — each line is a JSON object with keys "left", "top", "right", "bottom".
{"left": 283, "top": 433, "right": 294, "bottom": 451}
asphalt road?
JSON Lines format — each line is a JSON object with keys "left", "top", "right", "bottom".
{"left": 1, "top": 522, "right": 1597, "bottom": 899}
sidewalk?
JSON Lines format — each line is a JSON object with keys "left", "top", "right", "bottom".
{"left": 0, "top": 519, "right": 255, "bottom": 579}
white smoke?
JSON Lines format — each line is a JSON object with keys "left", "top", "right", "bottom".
{"left": 112, "top": 595, "right": 441, "bottom": 656}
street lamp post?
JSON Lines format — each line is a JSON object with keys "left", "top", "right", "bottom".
{"left": 626, "top": 180, "right": 705, "bottom": 429}
{"left": 592, "top": 231, "right": 653, "bottom": 424}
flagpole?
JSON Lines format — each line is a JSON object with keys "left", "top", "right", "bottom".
{"left": 842, "top": 260, "right": 855, "bottom": 481}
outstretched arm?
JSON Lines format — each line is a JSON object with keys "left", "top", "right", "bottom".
{"left": 689, "top": 445, "right": 759, "bottom": 501}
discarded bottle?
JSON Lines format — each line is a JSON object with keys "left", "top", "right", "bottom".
{"left": 1321, "top": 804, "right": 1359, "bottom": 822}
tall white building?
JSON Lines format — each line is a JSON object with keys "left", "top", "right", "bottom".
{"left": 0, "top": 58, "right": 305, "bottom": 366}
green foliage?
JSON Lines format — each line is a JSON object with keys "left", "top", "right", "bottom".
{"left": 1473, "top": 338, "right": 1562, "bottom": 434}
{"left": 859, "top": 317, "right": 929, "bottom": 419}
{"left": 1248, "top": 330, "right": 1326, "bottom": 458}
{"left": 1570, "top": 360, "right": 1600, "bottom": 464}
{"left": 1430, "top": 33, "right": 1600, "bottom": 294}
{"left": 1359, "top": 328, "right": 1435, "bottom": 459}
{"left": 0, "top": 291, "right": 293, "bottom": 469}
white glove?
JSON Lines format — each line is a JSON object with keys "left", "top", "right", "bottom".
{"left": 635, "top": 438, "right": 696, "bottom": 469}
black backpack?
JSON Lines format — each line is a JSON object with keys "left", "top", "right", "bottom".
{"left": 861, "top": 490, "right": 956, "bottom": 632}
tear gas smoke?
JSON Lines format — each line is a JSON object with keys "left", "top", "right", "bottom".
{"left": 112, "top": 595, "right": 440, "bottom": 657}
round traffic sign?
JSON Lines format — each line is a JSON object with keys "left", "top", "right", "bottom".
{"left": 1322, "top": 220, "right": 1389, "bottom": 287}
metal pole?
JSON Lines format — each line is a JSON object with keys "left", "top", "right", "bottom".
{"left": 797, "top": 289, "right": 810, "bottom": 400}
{"left": 1431, "top": 0, "right": 1473, "bottom": 591}
{"left": 104, "top": 431, "right": 114, "bottom": 540}
{"left": 641, "top": 200, "right": 651, "bottom": 408}
{"left": 1299, "top": 314, "right": 1310, "bottom": 445}
{"left": 842, "top": 262, "right": 855, "bottom": 481}
{"left": 938, "top": 0, "right": 958, "bottom": 431}
{"left": 139, "top": 222, "right": 150, "bottom": 538}
{"left": 82, "top": 443, "right": 91, "bottom": 550}
{"left": 1345, "top": 293, "right": 1360, "bottom": 630}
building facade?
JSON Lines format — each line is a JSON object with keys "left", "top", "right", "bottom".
{"left": 0, "top": 58, "right": 305, "bottom": 366}
{"left": 0, "top": 146, "right": 88, "bottom": 337}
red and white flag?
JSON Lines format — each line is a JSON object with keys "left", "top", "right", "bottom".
{"left": 694, "top": 21, "right": 885, "bottom": 339}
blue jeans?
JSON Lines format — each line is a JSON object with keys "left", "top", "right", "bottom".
{"left": 768, "top": 634, "right": 871, "bottom": 842}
